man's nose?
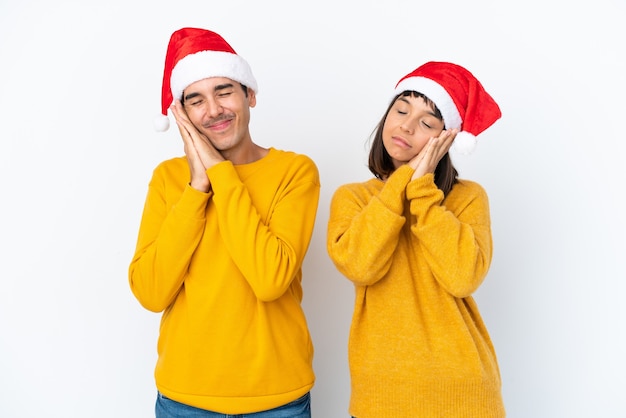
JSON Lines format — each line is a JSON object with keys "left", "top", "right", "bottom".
{"left": 204, "top": 99, "right": 223, "bottom": 118}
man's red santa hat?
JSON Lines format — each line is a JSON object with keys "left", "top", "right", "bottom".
{"left": 154, "top": 27, "right": 258, "bottom": 132}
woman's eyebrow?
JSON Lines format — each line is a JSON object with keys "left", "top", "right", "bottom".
{"left": 397, "top": 97, "right": 437, "bottom": 117}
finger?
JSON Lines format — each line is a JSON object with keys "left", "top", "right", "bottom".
{"left": 428, "top": 130, "right": 453, "bottom": 156}
{"left": 172, "top": 103, "right": 211, "bottom": 164}
{"left": 439, "top": 129, "right": 457, "bottom": 154}
{"left": 170, "top": 102, "right": 195, "bottom": 137}
{"left": 170, "top": 102, "right": 224, "bottom": 170}
{"left": 171, "top": 103, "right": 204, "bottom": 165}
{"left": 179, "top": 120, "right": 210, "bottom": 188}
{"left": 171, "top": 102, "right": 214, "bottom": 151}
{"left": 174, "top": 115, "right": 195, "bottom": 152}
{"left": 441, "top": 129, "right": 457, "bottom": 145}
{"left": 417, "top": 135, "right": 448, "bottom": 173}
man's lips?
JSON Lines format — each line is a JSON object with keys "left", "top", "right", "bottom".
{"left": 204, "top": 116, "right": 233, "bottom": 130}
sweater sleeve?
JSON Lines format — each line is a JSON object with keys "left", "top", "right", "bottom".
{"left": 207, "top": 157, "right": 320, "bottom": 302}
{"left": 407, "top": 174, "right": 493, "bottom": 298}
{"left": 327, "top": 165, "right": 414, "bottom": 286}
{"left": 128, "top": 164, "right": 211, "bottom": 312}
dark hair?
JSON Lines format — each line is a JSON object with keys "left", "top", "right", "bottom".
{"left": 367, "top": 91, "right": 459, "bottom": 196}
{"left": 240, "top": 83, "right": 249, "bottom": 97}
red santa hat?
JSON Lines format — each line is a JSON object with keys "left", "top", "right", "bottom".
{"left": 154, "top": 27, "right": 258, "bottom": 132}
{"left": 394, "top": 61, "right": 501, "bottom": 154}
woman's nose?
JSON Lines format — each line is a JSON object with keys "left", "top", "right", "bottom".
{"left": 401, "top": 119, "right": 416, "bottom": 134}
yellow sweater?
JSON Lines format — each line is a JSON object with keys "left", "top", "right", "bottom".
{"left": 129, "top": 148, "right": 320, "bottom": 414}
{"left": 327, "top": 165, "right": 505, "bottom": 418}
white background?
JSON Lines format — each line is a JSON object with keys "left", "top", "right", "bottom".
{"left": 1, "top": 1, "right": 625, "bottom": 417}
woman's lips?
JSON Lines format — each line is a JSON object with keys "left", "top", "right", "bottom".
{"left": 392, "top": 136, "right": 411, "bottom": 149}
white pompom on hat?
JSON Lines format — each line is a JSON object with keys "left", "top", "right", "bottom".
{"left": 154, "top": 27, "right": 258, "bottom": 132}
{"left": 393, "top": 61, "right": 501, "bottom": 154}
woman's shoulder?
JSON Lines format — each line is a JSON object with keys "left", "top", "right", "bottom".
{"left": 337, "top": 177, "right": 381, "bottom": 191}
{"left": 455, "top": 178, "right": 485, "bottom": 191}
{"left": 331, "top": 178, "right": 382, "bottom": 203}
{"left": 448, "top": 178, "right": 489, "bottom": 202}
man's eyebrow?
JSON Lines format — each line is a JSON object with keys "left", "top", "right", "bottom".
{"left": 214, "top": 83, "right": 234, "bottom": 92}
{"left": 183, "top": 83, "right": 234, "bottom": 101}
{"left": 183, "top": 91, "right": 200, "bottom": 102}
{"left": 183, "top": 83, "right": 235, "bottom": 102}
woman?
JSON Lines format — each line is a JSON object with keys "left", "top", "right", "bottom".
{"left": 327, "top": 61, "right": 506, "bottom": 418}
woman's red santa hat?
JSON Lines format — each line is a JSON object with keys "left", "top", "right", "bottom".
{"left": 154, "top": 27, "right": 258, "bottom": 132}
{"left": 394, "top": 61, "right": 501, "bottom": 154}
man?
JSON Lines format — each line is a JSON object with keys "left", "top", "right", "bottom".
{"left": 129, "top": 27, "right": 319, "bottom": 418}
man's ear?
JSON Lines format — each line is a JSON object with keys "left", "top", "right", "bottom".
{"left": 247, "top": 88, "right": 257, "bottom": 108}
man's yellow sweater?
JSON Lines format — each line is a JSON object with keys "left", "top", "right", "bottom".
{"left": 129, "top": 148, "right": 320, "bottom": 414}
{"left": 327, "top": 165, "right": 505, "bottom": 418}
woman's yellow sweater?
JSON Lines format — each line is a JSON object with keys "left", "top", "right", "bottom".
{"left": 327, "top": 165, "right": 505, "bottom": 418}
{"left": 129, "top": 148, "right": 320, "bottom": 414}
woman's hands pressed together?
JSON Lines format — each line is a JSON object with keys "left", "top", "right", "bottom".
{"left": 409, "top": 129, "right": 457, "bottom": 180}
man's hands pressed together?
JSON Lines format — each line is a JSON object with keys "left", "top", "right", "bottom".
{"left": 170, "top": 99, "right": 224, "bottom": 193}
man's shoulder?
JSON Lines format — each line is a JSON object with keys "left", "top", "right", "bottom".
{"left": 153, "top": 155, "right": 187, "bottom": 170}
{"left": 268, "top": 148, "right": 318, "bottom": 170}
{"left": 265, "top": 148, "right": 319, "bottom": 185}
{"left": 149, "top": 156, "right": 188, "bottom": 180}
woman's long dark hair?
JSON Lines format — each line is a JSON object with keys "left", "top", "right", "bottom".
{"left": 368, "top": 91, "right": 459, "bottom": 197}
